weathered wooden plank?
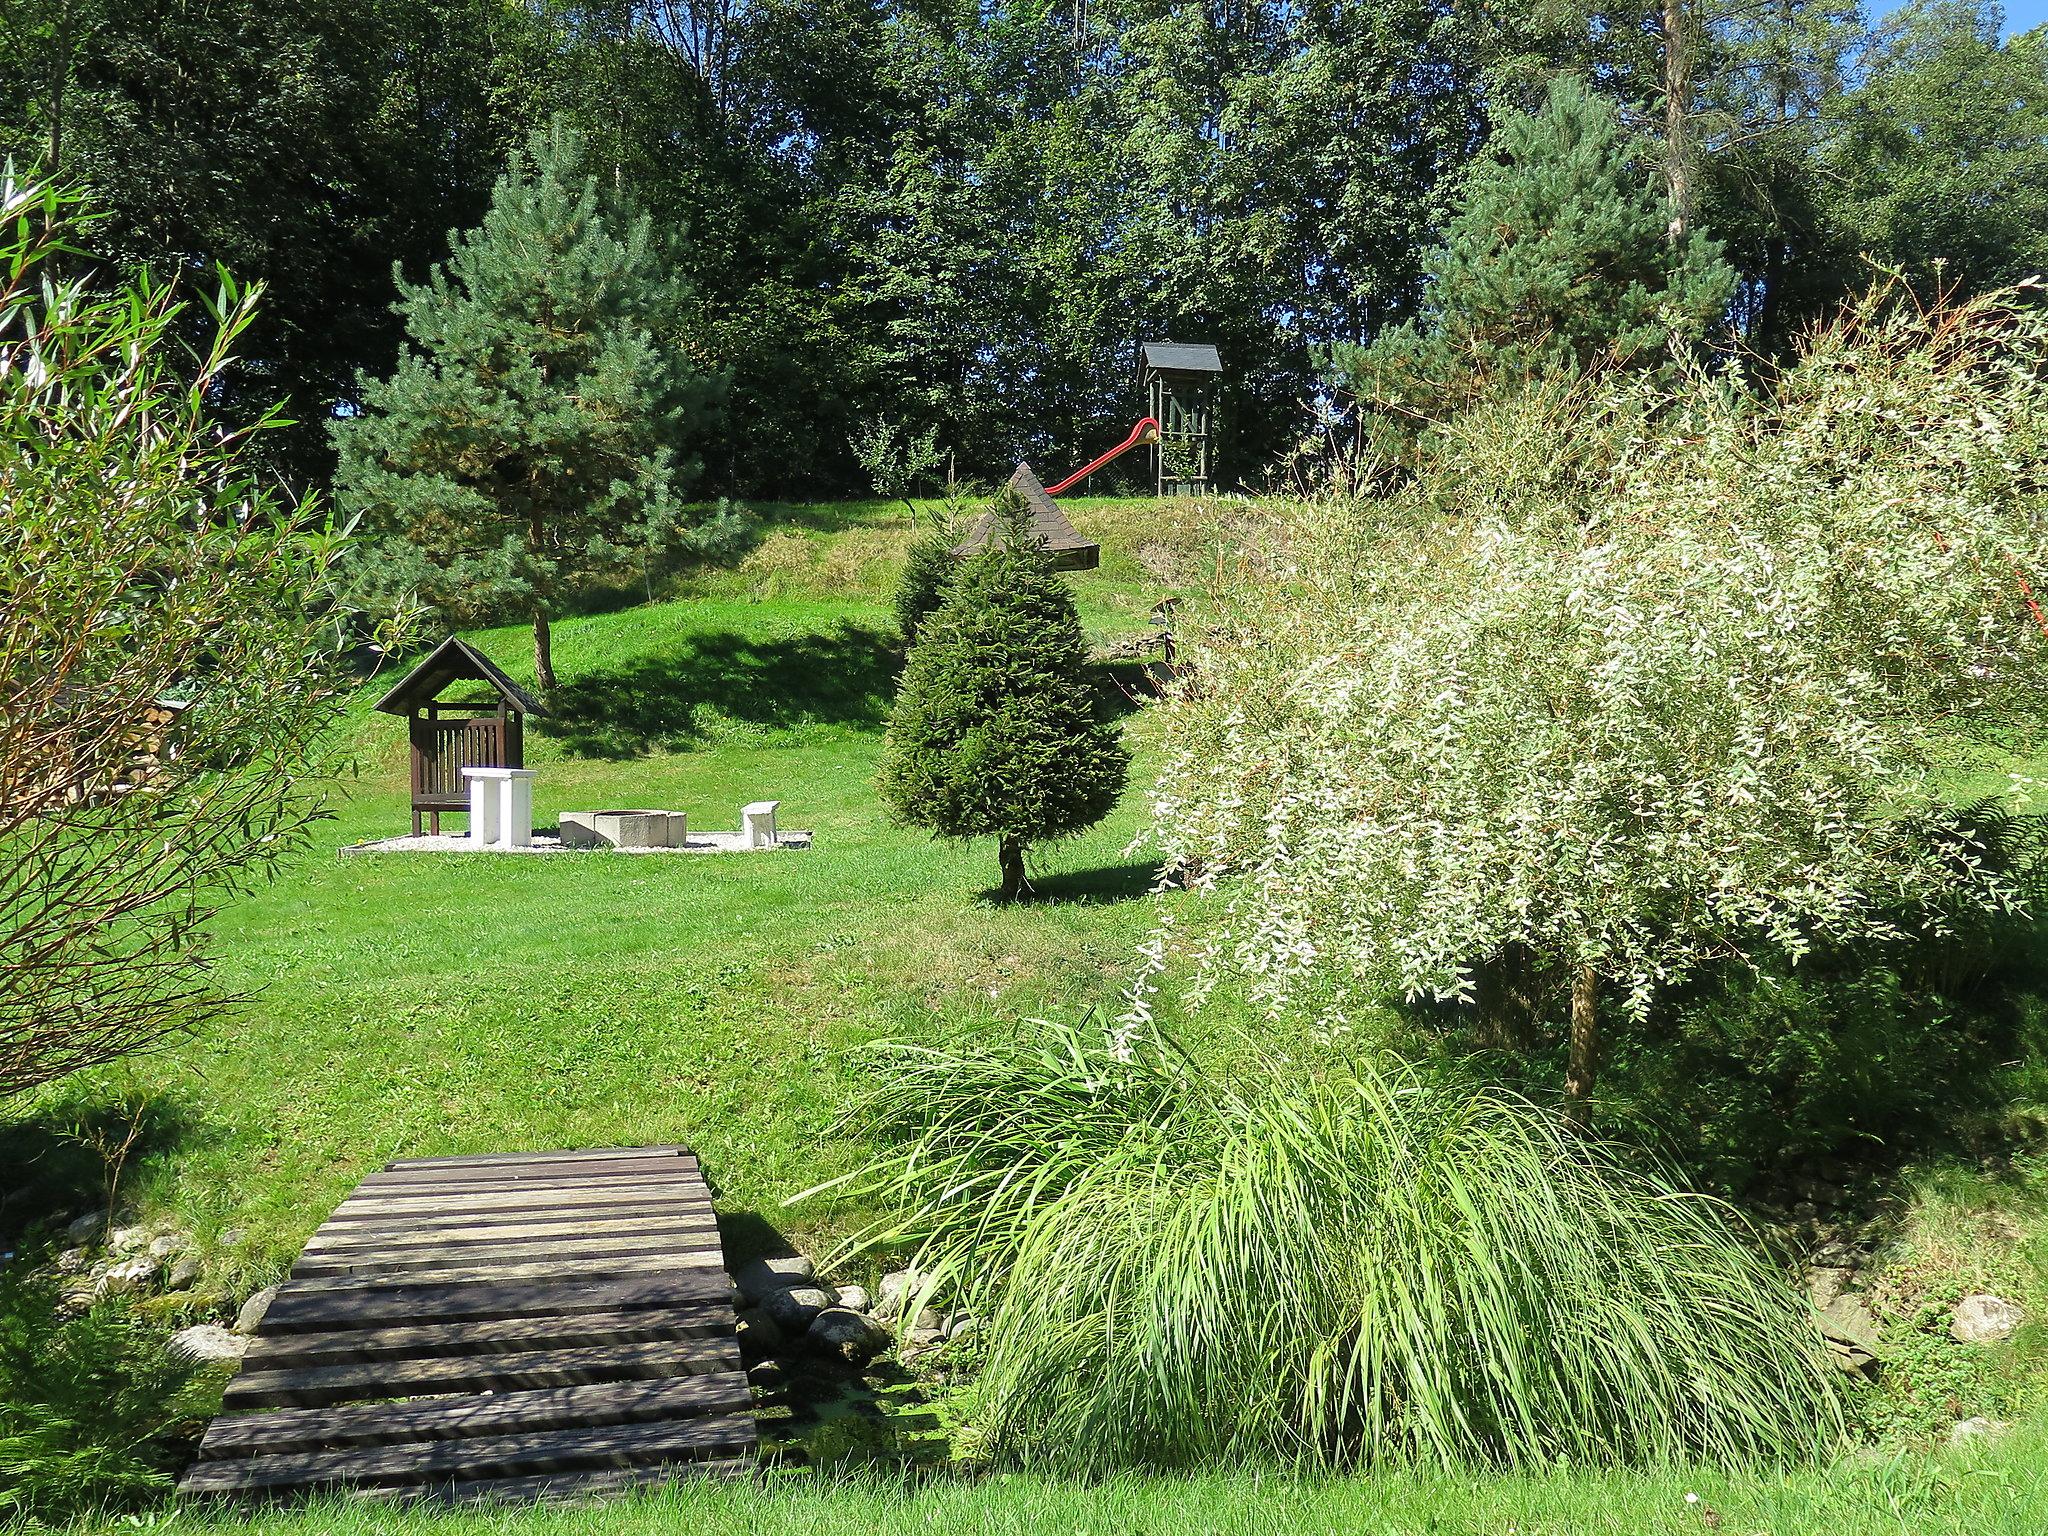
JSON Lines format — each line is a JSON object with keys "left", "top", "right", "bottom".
{"left": 300, "top": 1212, "right": 717, "bottom": 1258}
{"left": 179, "top": 1408, "right": 756, "bottom": 1494}
{"left": 239, "top": 1306, "right": 730, "bottom": 1371}
{"left": 383, "top": 1147, "right": 687, "bottom": 1171}
{"left": 294, "top": 1235, "right": 716, "bottom": 1279}
{"left": 341, "top": 1179, "right": 702, "bottom": 1203}
{"left": 223, "top": 1337, "right": 741, "bottom": 1411}
{"left": 261, "top": 1270, "right": 732, "bottom": 1333}
{"left": 286, "top": 1250, "right": 721, "bottom": 1288}
{"left": 201, "top": 1371, "right": 751, "bottom": 1457}
{"left": 305, "top": 1212, "right": 712, "bottom": 1245}
{"left": 182, "top": 1143, "right": 755, "bottom": 1507}
{"left": 328, "top": 1186, "right": 709, "bottom": 1219}
{"left": 357, "top": 1161, "right": 702, "bottom": 1191}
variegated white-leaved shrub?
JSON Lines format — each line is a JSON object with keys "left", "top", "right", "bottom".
{"left": 1149, "top": 285, "right": 2048, "bottom": 1118}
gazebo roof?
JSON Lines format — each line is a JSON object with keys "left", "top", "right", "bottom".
{"left": 1138, "top": 340, "right": 1222, "bottom": 376}
{"left": 372, "top": 636, "right": 550, "bottom": 717}
{"left": 951, "top": 463, "right": 1101, "bottom": 572}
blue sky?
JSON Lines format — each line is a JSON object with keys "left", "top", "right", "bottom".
{"left": 2000, "top": 0, "right": 2048, "bottom": 32}
{"left": 1871, "top": 0, "right": 2048, "bottom": 33}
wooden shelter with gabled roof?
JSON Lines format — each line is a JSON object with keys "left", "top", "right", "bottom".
{"left": 950, "top": 462, "right": 1101, "bottom": 572}
{"left": 374, "top": 636, "right": 549, "bottom": 836}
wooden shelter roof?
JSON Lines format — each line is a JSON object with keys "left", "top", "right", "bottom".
{"left": 951, "top": 463, "right": 1101, "bottom": 572}
{"left": 1138, "top": 340, "right": 1222, "bottom": 376}
{"left": 373, "top": 636, "right": 549, "bottom": 718}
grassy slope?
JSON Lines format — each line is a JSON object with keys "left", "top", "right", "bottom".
{"left": 58, "top": 498, "right": 1190, "bottom": 1275}
{"left": 24, "top": 495, "right": 2048, "bottom": 1533}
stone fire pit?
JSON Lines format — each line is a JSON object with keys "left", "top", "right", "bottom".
{"left": 559, "top": 809, "right": 686, "bottom": 850}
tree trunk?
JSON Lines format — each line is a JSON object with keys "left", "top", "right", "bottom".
{"left": 1474, "top": 941, "right": 1540, "bottom": 1050}
{"left": 1661, "top": 0, "right": 1695, "bottom": 244}
{"left": 998, "top": 835, "right": 1029, "bottom": 902}
{"left": 533, "top": 609, "right": 556, "bottom": 698}
{"left": 1565, "top": 963, "right": 1600, "bottom": 1128}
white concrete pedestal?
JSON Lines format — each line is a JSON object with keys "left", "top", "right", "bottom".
{"left": 463, "top": 767, "right": 539, "bottom": 850}
{"left": 740, "top": 800, "right": 780, "bottom": 850}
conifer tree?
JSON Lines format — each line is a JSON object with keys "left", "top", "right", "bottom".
{"left": 879, "top": 504, "right": 1129, "bottom": 899}
{"left": 894, "top": 524, "right": 958, "bottom": 647}
{"left": 1334, "top": 77, "right": 1734, "bottom": 417}
{"left": 334, "top": 117, "right": 724, "bottom": 694}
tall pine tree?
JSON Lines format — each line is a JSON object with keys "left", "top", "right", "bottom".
{"left": 334, "top": 116, "right": 724, "bottom": 693}
{"left": 879, "top": 503, "right": 1129, "bottom": 900}
{"left": 1333, "top": 76, "right": 1734, "bottom": 419}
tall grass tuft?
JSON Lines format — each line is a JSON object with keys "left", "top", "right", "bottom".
{"left": 826, "top": 1022, "right": 1844, "bottom": 1472}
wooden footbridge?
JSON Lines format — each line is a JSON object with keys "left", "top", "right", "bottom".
{"left": 179, "top": 1146, "right": 756, "bottom": 1503}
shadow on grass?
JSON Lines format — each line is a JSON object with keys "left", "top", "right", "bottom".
{"left": 978, "top": 859, "right": 1163, "bottom": 907}
{"left": 537, "top": 621, "right": 900, "bottom": 759}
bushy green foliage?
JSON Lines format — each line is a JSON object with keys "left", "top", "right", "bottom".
{"left": 0, "top": 1275, "right": 214, "bottom": 1522}
{"left": 1823, "top": 2, "right": 2048, "bottom": 294}
{"left": 0, "top": 169, "right": 358, "bottom": 1097}
{"left": 1155, "top": 284, "right": 2048, "bottom": 1113}
{"left": 877, "top": 509, "right": 1128, "bottom": 897}
{"left": 830, "top": 1020, "right": 1844, "bottom": 1470}
{"left": 1332, "top": 77, "right": 1733, "bottom": 419}
{"left": 893, "top": 527, "right": 958, "bottom": 648}
{"left": 333, "top": 116, "right": 727, "bottom": 692}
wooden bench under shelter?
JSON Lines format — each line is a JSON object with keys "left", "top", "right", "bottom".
{"left": 178, "top": 1146, "right": 755, "bottom": 1504}
{"left": 373, "top": 636, "right": 549, "bottom": 836}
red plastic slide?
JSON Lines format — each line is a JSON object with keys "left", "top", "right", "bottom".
{"left": 1045, "top": 416, "right": 1161, "bottom": 496}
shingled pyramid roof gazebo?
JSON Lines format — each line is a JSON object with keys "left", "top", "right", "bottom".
{"left": 374, "top": 636, "right": 549, "bottom": 836}
{"left": 950, "top": 462, "right": 1100, "bottom": 572}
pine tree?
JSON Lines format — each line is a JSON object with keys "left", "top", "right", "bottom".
{"left": 878, "top": 504, "right": 1129, "bottom": 899}
{"left": 1333, "top": 77, "right": 1734, "bottom": 417}
{"left": 333, "top": 117, "right": 724, "bottom": 694}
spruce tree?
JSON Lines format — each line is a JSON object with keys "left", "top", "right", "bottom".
{"left": 333, "top": 117, "right": 723, "bottom": 694}
{"left": 1334, "top": 77, "right": 1734, "bottom": 416}
{"left": 878, "top": 505, "right": 1129, "bottom": 899}
{"left": 893, "top": 523, "right": 958, "bottom": 647}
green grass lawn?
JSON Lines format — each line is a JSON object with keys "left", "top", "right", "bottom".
{"left": 130, "top": 1426, "right": 2048, "bottom": 1536}
{"left": 19, "top": 496, "right": 2048, "bottom": 1534}
{"left": 20, "top": 498, "right": 1192, "bottom": 1284}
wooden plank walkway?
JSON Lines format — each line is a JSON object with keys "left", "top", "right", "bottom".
{"left": 179, "top": 1146, "right": 756, "bottom": 1504}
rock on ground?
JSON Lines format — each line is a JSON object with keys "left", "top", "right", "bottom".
{"left": 835, "top": 1283, "right": 871, "bottom": 1313}
{"left": 63, "top": 1211, "right": 106, "bottom": 1244}
{"left": 807, "top": 1306, "right": 889, "bottom": 1365}
{"left": 1950, "top": 1294, "right": 2025, "bottom": 1345}
{"left": 166, "top": 1255, "right": 203, "bottom": 1291}
{"left": 1950, "top": 1416, "right": 2010, "bottom": 1448}
{"left": 1816, "top": 1292, "right": 1883, "bottom": 1379}
{"left": 762, "top": 1284, "right": 834, "bottom": 1332}
{"left": 734, "top": 1306, "right": 784, "bottom": 1358}
{"left": 169, "top": 1325, "right": 247, "bottom": 1366}
{"left": 734, "top": 1255, "right": 817, "bottom": 1305}
{"left": 97, "top": 1256, "right": 160, "bottom": 1298}
{"left": 874, "top": 1268, "right": 928, "bottom": 1324}
{"left": 235, "top": 1284, "right": 279, "bottom": 1335}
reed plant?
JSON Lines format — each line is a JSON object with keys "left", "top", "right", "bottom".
{"left": 826, "top": 1022, "right": 1844, "bottom": 1471}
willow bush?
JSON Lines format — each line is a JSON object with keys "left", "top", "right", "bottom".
{"left": 826, "top": 1022, "right": 1844, "bottom": 1471}
{"left": 1150, "top": 284, "right": 2048, "bottom": 1116}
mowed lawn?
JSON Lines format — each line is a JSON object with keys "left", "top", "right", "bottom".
{"left": 86, "top": 499, "right": 1190, "bottom": 1280}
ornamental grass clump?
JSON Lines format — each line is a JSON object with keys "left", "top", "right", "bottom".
{"left": 830, "top": 1022, "right": 1844, "bottom": 1472}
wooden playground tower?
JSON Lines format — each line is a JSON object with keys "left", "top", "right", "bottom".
{"left": 1138, "top": 340, "right": 1222, "bottom": 497}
